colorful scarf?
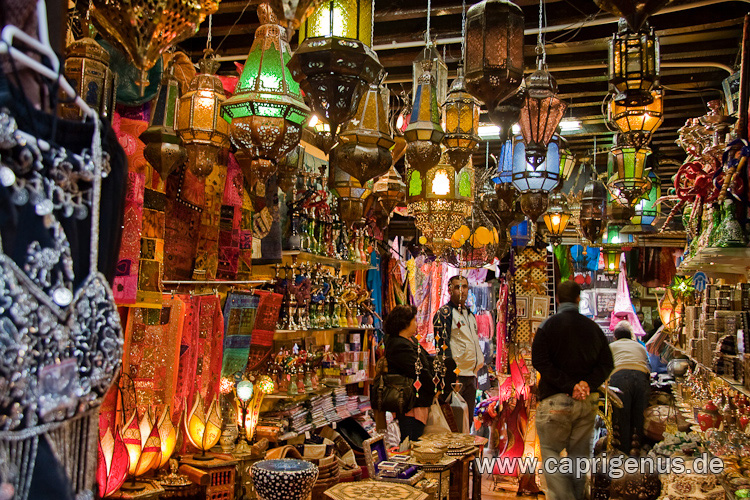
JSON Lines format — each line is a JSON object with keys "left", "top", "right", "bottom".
{"left": 221, "top": 292, "right": 260, "bottom": 378}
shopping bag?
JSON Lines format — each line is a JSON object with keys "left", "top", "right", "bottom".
{"left": 449, "top": 391, "right": 471, "bottom": 434}
{"left": 424, "top": 399, "right": 452, "bottom": 434}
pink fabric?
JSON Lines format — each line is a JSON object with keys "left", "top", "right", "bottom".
{"left": 609, "top": 259, "right": 646, "bottom": 337}
{"left": 496, "top": 282, "right": 509, "bottom": 374}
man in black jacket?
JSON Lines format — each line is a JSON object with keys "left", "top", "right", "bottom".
{"left": 532, "top": 281, "right": 614, "bottom": 500}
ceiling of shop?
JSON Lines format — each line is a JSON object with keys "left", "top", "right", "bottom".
{"left": 178, "top": 0, "right": 747, "bottom": 185}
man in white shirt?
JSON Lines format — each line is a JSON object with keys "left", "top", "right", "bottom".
{"left": 433, "top": 275, "right": 484, "bottom": 428}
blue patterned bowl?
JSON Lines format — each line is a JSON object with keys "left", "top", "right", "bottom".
{"left": 251, "top": 459, "right": 319, "bottom": 500}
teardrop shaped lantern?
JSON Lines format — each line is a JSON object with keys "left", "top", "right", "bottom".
{"left": 543, "top": 190, "right": 571, "bottom": 245}
{"left": 332, "top": 82, "right": 394, "bottom": 184}
{"left": 442, "top": 68, "right": 480, "bottom": 170}
{"left": 177, "top": 54, "right": 230, "bottom": 180}
{"left": 464, "top": 0, "right": 525, "bottom": 117}
{"left": 405, "top": 60, "right": 445, "bottom": 174}
{"left": 373, "top": 165, "right": 406, "bottom": 218}
{"left": 608, "top": 20, "right": 660, "bottom": 106}
{"left": 222, "top": 4, "right": 310, "bottom": 182}
{"left": 579, "top": 178, "right": 608, "bottom": 244}
{"left": 518, "top": 67, "right": 568, "bottom": 168}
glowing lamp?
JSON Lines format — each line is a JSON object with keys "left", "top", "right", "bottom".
{"left": 184, "top": 394, "right": 223, "bottom": 459}
{"left": 442, "top": 68, "right": 480, "bottom": 170}
{"left": 518, "top": 67, "right": 567, "bottom": 168}
{"left": 543, "top": 190, "right": 571, "bottom": 245}
{"left": 608, "top": 89, "right": 663, "bottom": 149}
{"left": 120, "top": 411, "right": 162, "bottom": 489}
{"left": 607, "top": 146, "right": 651, "bottom": 208}
{"left": 97, "top": 427, "right": 129, "bottom": 497}
{"left": 608, "top": 20, "right": 660, "bottom": 106}
{"left": 404, "top": 60, "right": 445, "bottom": 173}
{"left": 602, "top": 247, "right": 622, "bottom": 280}
{"left": 244, "top": 375, "right": 275, "bottom": 441}
{"left": 156, "top": 408, "right": 177, "bottom": 469}
{"left": 511, "top": 134, "right": 561, "bottom": 194}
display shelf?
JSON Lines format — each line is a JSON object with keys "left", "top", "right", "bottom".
{"left": 676, "top": 247, "right": 750, "bottom": 276}
{"left": 282, "top": 250, "right": 375, "bottom": 272}
{"left": 275, "top": 327, "right": 371, "bottom": 334}
{"left": 665, "top": 342, "right": 750, "bottom": 397}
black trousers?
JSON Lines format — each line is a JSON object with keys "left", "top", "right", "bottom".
{"left": 458, "top": 375, "right": 477, "bottom": 428}
{"left": 610, "top": 369, "right": 651, "bottom": 454}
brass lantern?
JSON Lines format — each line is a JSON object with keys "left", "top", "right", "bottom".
{"left": 608, "top": 20, "right": 660, "bottom": 106}
{"left": 332, "top": 83, "right": 394, "bottom": 184}
{"left": 413, "top": 41, "right": 449, "bottom": 107}
{"left": 608, "top": 89, "right": 663, "bottom": 149}
{"left": 518, "top": 66, "right": 568, "bottom": 168}
{"left": 277, "top": 144, "right": 305, "bottom": 192}
{"left": 222, "top": 4, "right": 310, "bottom": 182}
{"left": 139, "top": 65, "right": 186, "bottom": 180}
{"left": 559, "top": 138, "right": 577, "bottom": 180}
{"left": 442, "top": 68, "right": 480, "bottom": 170}
{"left": 579, "top": 178, "right": 608, "bottom": 244}
{"left": 607, "top": 146, "right": 651, "bottom": 208}
{"left": 464, "top": 0, "right": 525, "bottom": 117}
{"left": 328, "top": 163, "right": 374, "bottom": 227}
{"left": 290, "top": 0, "right": 382, "bottom": 151}
{"left": 177, "top": 55, "right": 230, "bottom": 179}
{"left": 372, "top": 165, "right": 406, "bottom": 218}
{"left": 60, "top": 37, "right": 117, "bottom": 120}
{"left": 269, "top": 0, "right": 327, "bottom": 29}
{"left": 543, "top": 190, "right": 571, "bottom": 245}
{"left": 82, "top": 0, "right": 216, "bottom": 94}
{"left": 404, "top": 60, "right": 445, "bottom": 174}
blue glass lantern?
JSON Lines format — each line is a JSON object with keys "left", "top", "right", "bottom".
{"left": 511, "top": 134, "right": 561, "bottom": 193}
{"left": 510, "top": 219, "right": 529, "bottom": 247}
{"left": 491, "top": 139, "right": 513, "bottom": 185}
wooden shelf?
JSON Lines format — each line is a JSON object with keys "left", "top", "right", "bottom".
{"left": 282, "top": 251, "right": 375, "bottom": 273}
{"left": 677, "top": 247, "right": 750, "bottom": 276}
{"left": 665, "top": 342, "right": 750, "bottom": 397}
{"left": 275, "top": 327, "right": 371, "bottom": 334}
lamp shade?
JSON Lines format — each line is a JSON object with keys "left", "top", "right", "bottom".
{"left": 184, "top": 394, "right": 223, "bottom": 454}
{"left": 97, "top": 427, "right": 129, "bottom": 497}
{"left": 222, "top": 4, "right": 310, "bottom": 176}
{"left": 413, "top": 41, "right": 449, "bottom": 107}
{"left": 442, "top": 68, "right": 480, "bottom": 170}
{"left": 61, "top": 37, "right": 116, "bottom": 120}
{"left": 404, "top": 61, "right": 445, "bottom": 173}
{"left": 579, "top": 179, "right": 607, "bottom": 243}
{"left": 518, "top": 68, "right": 568, "bottom": 167}
{"left": 609, "top": 89, "right": 663, "bottom": 149}
{"left": 156, "top": 407, "right": 177, "bottom": 469}
{"left": 121, "top": 411, "right": 162, "bottom": 479}
{"left": 464, "top": 0, "right": 525, "bottom": 112}
{"left": 543, "top": 190, "right": 571, "bottom": 244}
{"left": 622, "top": 170, "right": 660, "bottom": 233}
{"left": 511, "top": 134, "right": 561, "bottom": 193}
{"left": 607, "top": 146, "right": 652, "bottom": 207}
{"left": 608, "top": 21, "right": 660, "bottom": 106}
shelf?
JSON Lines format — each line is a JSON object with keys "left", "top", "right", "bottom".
{"left": 275, "top": 327, "right": 371, "bottom": 334}
{"left": 666, "top": 342, "right": 750, "bottom": 396}
{"left": 282, "top": 251, "right": 375, "bottom": 272}
{"left": 676, "top": 247, "right": 750, "bottom": 276}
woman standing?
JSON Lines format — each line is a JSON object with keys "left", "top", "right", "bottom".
{"left": 384, "top": 305, "right": 436, "bottom": 443}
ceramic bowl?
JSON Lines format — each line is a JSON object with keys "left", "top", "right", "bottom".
{"left": 251, "top": 459, "right": 319, "bottom": 500}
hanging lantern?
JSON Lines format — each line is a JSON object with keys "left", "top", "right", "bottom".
{"left": 82, "top": 0, "right": 215, "bottom": 94}
{"left": 518, "top": 66, "right": 568, "bottom": 167}
{"left": 602, "top": 247, "right": 622, "bottom": 280}
{"left": 621, "top": 170, "right": 660, "bottom": 233}
{"left": 290, "top": 0, "right": 382, "bottom": 150}
{"left": 139, "top": 65, "right": 187, "bottom": 180}
{"left": 519, "top": 191, "right": 548, "bottom": 246}
{"left": 328, "top": 163, "right": 374, "bottom": 227}
{"left": 491, "top": 139, "right": 514, "bottom": 185}
{"left": 373, "top": 165, "right": 406, "bottom": 217}
{"left": 277, "top": 144, "right": 305, "bottom": 192}
{"left": 451, "top": 206, "right": 499, "bottom": 268}
{"left": 543, "top": 190, "right": 571, "bottom": 245}
{"left": 177, "top": 55, "right": 230, "bottom": 180}
{"left": 332, "top": 83, "right": 394, "bottom": 184}
{"left": 121, "top": 410, "right": 162, "bottom": 489}
{"left": 269, "top": 0, "right": 328, "bottom": 29}
{"left": 60, "top": 37, "right": 117, "bottom": 120}
{"left": 97, "top": 427, "right": 129, "bottom": 497}
{"left": 222, "top": 4, "right": 310, "bottom": 181}
{"left": 608, "top": 202, "right": 635, "bottom": 225}
{"left": 559, "top": 138, "right": 577, "bottom": 180}
{"left": 442, "top": 68, "right": 480, "bottom": 170}
{"left": 511, "top": 134, "right": 561, "bottom": 193}
{"left": 608, "top": 20, "right": 660, "bottom": 106}
{"left": 593, "top": 0, "right": 669, "bottom": 32}
{"left": 464, "top": 0, "right": 525, "bottom": 115}
{"left": 579, "top": 178, "right": 608, "bottom": 243}
{"left": 413, "top": 41, "right": 449, "bottom": 107}
{"left": 404, "top": 60, "right": 445, "bottom": 173}
{"left": 608, "top": 89, "right": 663, "bottom": 149}
{"left": 607, "top": 146, "right": 651, "bottom": 207}
{"left": 184, "top": 394, "right": 223, "bottom": 459}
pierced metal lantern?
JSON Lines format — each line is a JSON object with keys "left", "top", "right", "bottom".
{"left": 607, "top": 146, "right": 651, "bottom": 208}
{"left": 177, "top": 56, "right": 230, "bottom": 179}
{"left": 511, "top": 134, "right": 561, "bottom": 194}
{"left": 559, "top": 138, "right": 577, "bottom": 180}
{"left": 451, "top": 205, "right": 499, "bottom": 268}
{"left": 404, "top": 61, "right": 445, "bottom": 173}
{"left": 277, "top": 144, "right": 305, "bottom": 192}
{"left": 332, "top": 83, "right": 394, "bottom": 184}
{"left": 290, "top": 0, "right": 382, "bottom": 150}
{"left": 488, "top": 87, "right": 524, "bottom": 144}
{"left": 608, "top": 89, "right": 663, "bottom": 149}
{"left": 139, "top": 66, "right": 186, "bottom": 180}
{"left": 543, "top": 190, "right": 571, "bottom": 245}
{"left": 413, "top": 41, "right": 449, "bottom": 107}
{"left": 269, "top": 0, "right": 327, "bottom": 29}
{"left": 442, "top": 68, "right": 480, "bottom": 170}
{"left": 222, "top": 4, "right": 310, "bottom": 182}
{"left": 579, "top": 178, "right": 608, "bottom": 244}
{"left": 621, "top": 170, "right": 660, "bottom": 233}
{"left": 373, "top": 165, "right": 406, "bottom": 217}
{"left": 82, "top": 0, "right": 215, "bottom": 94}
{"left": 518, "top": 66, "right": 568, "bottom": 168}
{"left": 464, "top": 0, "right": 524, "bottom": 114}
{"left": 60, "top": 37, "right": 117, "bottom": 120}
{"left": 608, "top": 20, "right": 660, "bottom": 106}
{"left": 519, "top": 191, "right": 549, "bottom": 246}
{"left": 328, "top": 163, "right": 374, "bottom": 227}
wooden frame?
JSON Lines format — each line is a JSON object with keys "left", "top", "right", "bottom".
{"left": 516, "top": 296, "right": 529, "bottom": 319}
{"left": 531, "top": 296, "right": 549, "bottom": 320}
{"left": 363, "top": 434, "right": 388, "bottom": 479}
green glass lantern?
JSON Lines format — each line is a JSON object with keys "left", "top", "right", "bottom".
{"left": 221, "top": 4, "right": 310, "bottom": 182}
{"left": 607, "top": 146, "right": 651, "bottom": 208}
{"left": 621, "top": 170, "right": 660, "bottom": 233}
{"left": 442, "top": 68, "right": 480, "bottom": 170}
{"left": 608, "top": 20, "right": 660, "bottom": 106}
{"left": 602, "top": 247, "right": 622, "bottom": 279}
{"left": 559, "top": 138, "right": 577, "bottom": 181}
{"left": 405, "top": 60, "right": 445, "bottom": 174}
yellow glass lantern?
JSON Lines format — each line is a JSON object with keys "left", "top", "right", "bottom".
{"left": 60, "top": 37, "right": 117, "bottom": 120}
{"left": 404, "top": 60, "right": 445, "bottom": 174}
{"left": 300, "top": 0, "right": 373, "bottom": 44}
{"left": 608, "top": 20, "right": 660, "bottom": 106}
{"left": 602, "top": 247, "right": 622, "bottom": 279}
{"left": 442, "top": 68, "right": 480, "bottom": 170}
{"left": 559, "top": 139, "right": 577, "bottom": 180}
{"left": 177, "top": 55, "right": 230, "bottom": 179}
{"left": 608, "top": 89, "right": 663, "bottom": 149}
{"left": 184, "top": 394, "right": 223, "bottom": 459}
{"left": 543, "top": 190, "right": 571, "bottom": 245}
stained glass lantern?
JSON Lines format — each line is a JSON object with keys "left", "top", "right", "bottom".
{"left": 277, "top": 144, "right": 305, "bottom": 192}
{"left": 491, "top": 139, "right": 514, "bottom": 185}
{"left": 332, "top": 83, "right": 394, "bottom": 184}
{"left": 518, "top": 67, "right": 568, "bottom": 168}
{"left": 291, "top": 0, "right": 382, "bottom": 151}
{"left": 621, "top": 170, "right": 660, "bottom": 233}
{"left": 413, "top": 41, "right": 449, "bottom": 107}
{"left": 607, "top": 146, "right": 651, "bottom": 207}
{"left": 328, "top": 163, "right": 374, "bottom": 227}
{"left": 608, "top": 20, "right": 660, "bottom": 106}
{"left": 464, "top": 0, "right": 525, "bottom": 116}
{"left": 489, "top": 88, "right": 524, "bottom": 144}
{"left": 405, "top": 60, "right": 445, "bottom": 173}
{"left": 82, "top": 0, "right": 216, "bottom": 94}
{"left": 177, "top": 55, "right": 230, "bottom": 179}
{"left": 543, "top": 190, "right": 571, "bottom": 245}
{"left": 60, "top": 37, "right": 117, "bottom": 120}
{"left": 442, "top": 68, "right": 480, "bottom": 170}
{"left": 604, "top": 221, "right": 634, "bottom": 245}
{"left": 579, "top": 179, "right": 608, "bottom": 244}
{"left": 269, "top": 0, "right": 328, "bottom": 29}
{"left": 511, "top": 134, "right": 561, "bottom": 194}
{"left": 373, "top": 165, "right": 406, "bottom": 217}
{"left": 602, "top": 247, "right": 622, "bottom": 279}
{"left": 451, "top": 205, "right": 499, "bottom": 268}
{"left": 608, "top": 89, "right": 663, "bottom": 149}
{"left": 559, "top": 138, "right": 577, "bottom": 180}
{"left": 519, "top": 191, "right": 548, "bottom": 245}
{"left": 139, "top": 65, "right": 186, "bottom": 180}
{"left": 222, "top": 4, "right": 310, "bottom": 182}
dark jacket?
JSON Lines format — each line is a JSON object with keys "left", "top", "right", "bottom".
{"left": 531, "top": 304, "right": 614, "bottom": 401}
{"left": 385, "top": 335, "right": 436, "bottom": 409}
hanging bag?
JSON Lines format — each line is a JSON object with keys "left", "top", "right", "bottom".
{"left": 424, "top": 398, "right": 452, "bottom": 434}
{"left": 370, "top": 372, "right": 416, "bottom": 414}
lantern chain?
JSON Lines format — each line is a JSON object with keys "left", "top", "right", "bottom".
{"left": 537, "top": 0, "right": 546, "bottom": 67}
{"left": 426, "top": 0, "right": 431, "bottom": 43}
{"left": 461, "top": 0, "right": 466, "bottom": 62}
{"left": 206, "top": 14, "right": 213, "bottom": 50}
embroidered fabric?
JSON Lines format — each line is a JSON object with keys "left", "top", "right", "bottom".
{"left": 0, "top": 110, "right": 123, "bottom": 500}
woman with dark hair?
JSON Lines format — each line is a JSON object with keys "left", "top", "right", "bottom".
{"left": 384, "top": 305, "right": 437, "bottom": 442}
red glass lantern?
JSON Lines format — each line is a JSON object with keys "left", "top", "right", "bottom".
{"left": 518, "top": 66, "right": 568, "bottom": 168}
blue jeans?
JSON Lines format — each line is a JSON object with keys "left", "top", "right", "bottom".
{"left": 610, "top": 369, "right": 650, "bottom": 454}
{"left": 536, "top": 393, "right": 596, "bottom": 500}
